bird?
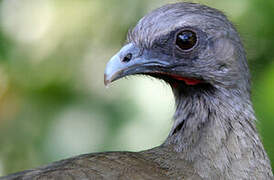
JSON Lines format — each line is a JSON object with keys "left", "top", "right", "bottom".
{"left": 1, "top": 2, "right": 273, "bottom": 180}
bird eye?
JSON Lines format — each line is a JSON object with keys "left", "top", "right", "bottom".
{"left": 176, "top": 30, "right": 197, "bottom": 51}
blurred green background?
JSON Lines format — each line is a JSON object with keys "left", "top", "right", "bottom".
{"left": 0, "top": 0, "right": 273, "bottom": 176}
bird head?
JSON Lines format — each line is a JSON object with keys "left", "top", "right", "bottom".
{"left": 104, "top": 3, "right": 250, "bottom": 96}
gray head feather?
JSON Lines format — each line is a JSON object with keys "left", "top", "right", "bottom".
{"left": 127, "top": 2, "right": 272, "bottom": 179}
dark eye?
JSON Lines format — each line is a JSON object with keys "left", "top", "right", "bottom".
{"left": 176, "top": 30, "right": 197, "bottom": 51}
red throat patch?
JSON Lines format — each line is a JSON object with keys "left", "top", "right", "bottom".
{"left": 151, "top": 71, "right": 201, "bottom": 86}
{"left": 171, "top": 75, "right": 201, "bottom": 85}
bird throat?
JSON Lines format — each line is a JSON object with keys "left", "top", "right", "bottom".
{"left": 170, "top": 75, "right": 201, "bottom": 86}
{"left": 164, "top": 88, "right": 261, "bottom": 161}
{"left": 150, "top": 71, "right": 201, "bottom": 86}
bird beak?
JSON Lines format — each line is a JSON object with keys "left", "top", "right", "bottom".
{"left": 104, "top": 43, "right": 170, "bottom": 86}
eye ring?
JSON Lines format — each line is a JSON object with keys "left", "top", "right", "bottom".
{"left": 175, "top": 30, "right": 198, "bottom": 51}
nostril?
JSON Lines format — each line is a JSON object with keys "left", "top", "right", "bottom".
{"left": 122, "top": 53, "right": 133, "bottom": 62}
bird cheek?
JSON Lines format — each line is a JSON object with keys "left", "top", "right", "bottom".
{"left": 214, "top": 38, "right": 235, "bottom": 62}
{"left": 218, "top": 64, "right": 229, "bottom": 73}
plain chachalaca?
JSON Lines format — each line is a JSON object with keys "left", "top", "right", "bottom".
{"left": 1, "top": 2, "right": 273, "bottom": 180}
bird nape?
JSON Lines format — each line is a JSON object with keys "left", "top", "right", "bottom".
{"left": 1, "top": 2, "right": 273, "bottom": 180}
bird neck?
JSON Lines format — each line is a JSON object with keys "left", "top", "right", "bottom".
{"left": 164, "top": 86, "right": 265, "bottom": 161}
